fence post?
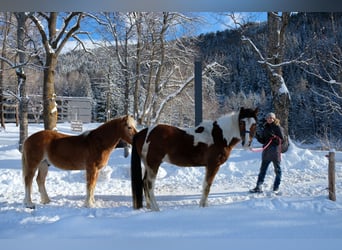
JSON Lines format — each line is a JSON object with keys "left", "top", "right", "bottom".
{"left": 328, "top": 150, "right": 336, "bottom": 201}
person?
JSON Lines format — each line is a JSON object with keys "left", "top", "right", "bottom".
{"left": 250, "top": 112, "right": 284, "bottom": 194}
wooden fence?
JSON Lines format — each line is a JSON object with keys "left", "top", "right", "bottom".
{"left": 326, "top": 150, "right": 336, "bottom": 201}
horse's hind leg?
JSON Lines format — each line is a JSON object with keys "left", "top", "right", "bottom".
{"left": 143, "top": 166, "right": 159, "bottom": 211}
{"left": 36, "top": 161, "right": 51, "bottom": 204}
{"left": 23, "top": 172, "right": 35, "bottom": 209}
{"left": 22, "top": 154, "right": 38, "bottom": 209}
{"left": 142, "top": 169, "right": 151, "bottom": 208}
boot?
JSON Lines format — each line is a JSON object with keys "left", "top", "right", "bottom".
{"left": 273, "top": 186, "right": 280, "bottom": 195}
{"left": 249, "top": 185, "right": 263, "bottom": 193}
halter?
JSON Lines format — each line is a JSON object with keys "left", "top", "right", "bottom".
{"left": 239, "top": 119, "right": 255, "bottom": 147}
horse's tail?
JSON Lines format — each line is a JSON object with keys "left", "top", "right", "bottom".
{"left": 131, "top": 134, "right": 143, "bottom": 209}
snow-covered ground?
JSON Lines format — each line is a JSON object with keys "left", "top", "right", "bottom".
{"left": 0, "top": 122, "right": 342, "bottom": 249}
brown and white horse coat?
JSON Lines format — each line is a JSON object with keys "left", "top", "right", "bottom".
{"left": 131, "top": 107, "right": 258, "bottom": 211}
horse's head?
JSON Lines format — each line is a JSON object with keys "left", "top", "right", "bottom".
{"left": 238, "top": 107, "right": 258, "bottom": 148}
{"left": 121, "top": 115, "right": 138, "bottom": 144}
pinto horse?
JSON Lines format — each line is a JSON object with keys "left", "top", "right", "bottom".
{"left": 22, "top": 115, "right": 137, "bottom": 209}
{"left": 131, "top": 107, "right": 258, "bottom": 211}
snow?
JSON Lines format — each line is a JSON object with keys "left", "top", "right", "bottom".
{"left": 1, "top": 122, "right": 342, "bottom": 249}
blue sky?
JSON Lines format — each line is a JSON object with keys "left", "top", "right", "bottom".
{"left": 62, "top": 12, "right": 268, "bottom": 53}
{"left": 195, "top": 12, "right": 267, "bottom": 35}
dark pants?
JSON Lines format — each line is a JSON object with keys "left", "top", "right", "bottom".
{"left": 256, "top": 159, "right": 282, "bottom": 190}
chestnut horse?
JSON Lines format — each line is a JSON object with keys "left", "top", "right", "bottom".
{"left": 131, "top": 107, "right": 258, "bottom": 211}
{"left": 22, "top": 115, "right": 137, "bottom": 209}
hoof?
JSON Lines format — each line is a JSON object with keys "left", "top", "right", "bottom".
{"left": 40, "top": 198, "right": 51, "bottom": 204}
{"left": 84, "top": 200, "right": 95, "bottom": 208}
{"left": 25, "top": 203, "right": 36, "bottom": 209}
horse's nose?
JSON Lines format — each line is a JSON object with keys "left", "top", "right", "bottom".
{"left": 242, "top": 140, "right": 252, "bottom": 149}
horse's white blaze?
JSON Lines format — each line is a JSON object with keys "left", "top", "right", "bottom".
{"left": 241, "top": 117, "right": 256, "bottom": 148}
{"left": 242, "top": 117, "right": 256, "bottom": 130}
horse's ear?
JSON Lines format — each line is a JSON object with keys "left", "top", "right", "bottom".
{"left": 122, "top": 115, "right": 129, "bottom": 124}
{"left": 254, "top": 107, "right": 259, "bottom": 114}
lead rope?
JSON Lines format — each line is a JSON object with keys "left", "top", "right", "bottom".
{"left": 250, "top": 136, "right": 283, "bottom": 159}
{"left": 249, "top": 138, "right": 273, "bottom": 152}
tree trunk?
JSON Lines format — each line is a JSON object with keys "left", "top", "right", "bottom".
{"left": 15, "top": 12, "right": 29, "bottom": 152}
{"left": 0, "top": 12, "right": 11, "bottom": 129}
{"left": 267, "top": 12, "right": 291, "bottom": 134}
{"left": 29, "top": 12, "right": 83, "bottom": 130}
{"left": 43, "top": 53, "right": 58, "bottom": 130}
{"left": 134, "top": 14, "right": 142, "bottom": 124}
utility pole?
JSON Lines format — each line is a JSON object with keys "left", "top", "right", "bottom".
{"left": 194, "top": 58, "right": 202, "bottom": 126}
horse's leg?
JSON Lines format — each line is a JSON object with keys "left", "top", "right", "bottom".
{"left": 199, "top": 164, "right": 220, "bottom": 207}
{"left": 143, "top": 166, "right": 159, "bottom": 211}
{"left": 22, "top": 153, "right": 38, "bottom": 209}
{"left": 85, "top": 167, "right": 99, "bottom": 207}
{"left": 36, "top": 161, "right": 51, "bottom": 204}
{"left": 142, "top": 169, "right": 151, "bottom": 209}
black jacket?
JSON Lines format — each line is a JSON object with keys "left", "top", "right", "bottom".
{"left": 256, "top": 122, "right": 284, "bottom": 161}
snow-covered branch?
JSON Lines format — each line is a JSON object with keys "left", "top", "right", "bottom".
{"left": 55, "top": 13, "right": 84, "bottom": 55}
{"left": 310, "top": 87, "right": 342, "bottom": 115}
{"left": 241, "top": 36, "right": 265, "bottom": 62}
{"left": 300, "top": 67, "right": 342, "bottom": 86}
{"left": 29, "top": 13, "right": 50, "bottom": 53}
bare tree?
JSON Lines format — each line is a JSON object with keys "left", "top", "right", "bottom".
{"left": 230, "top": 12, "right": 291, "bottom": 134}
{"left": 0, "top": 12, "right": 11, "bottom": 129}
{"left": 28, "top": 12, "right": 85, "bottom": 130}
{"left": 89, "top": 12, "right": 226, "bottom": 125}
{"left": 95, "top": 12, "right": 136, "bottom": 117}
{"left": 266, "top": 12, "right": 291, "bottom": 132}
{"left": 95, "top": 12, "right": 206, "bottom": 125}
{"left": 14, "top": 12, "right": 29, "bottom": 152}
{"left": 0, "top": 13, "right": 40, "bottom": 150}
{"left": 300, "top": 13, "right": 342, "bottom": 116}
{"left": 134, "top": 12, "right": 223, "bottom": 125}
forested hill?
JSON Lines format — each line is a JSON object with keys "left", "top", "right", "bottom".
{"left": 58, "top": 13, "right": 342, "bottom": 146}
{"left": 195, "top": 12, "right": 342, "bottom": 145}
